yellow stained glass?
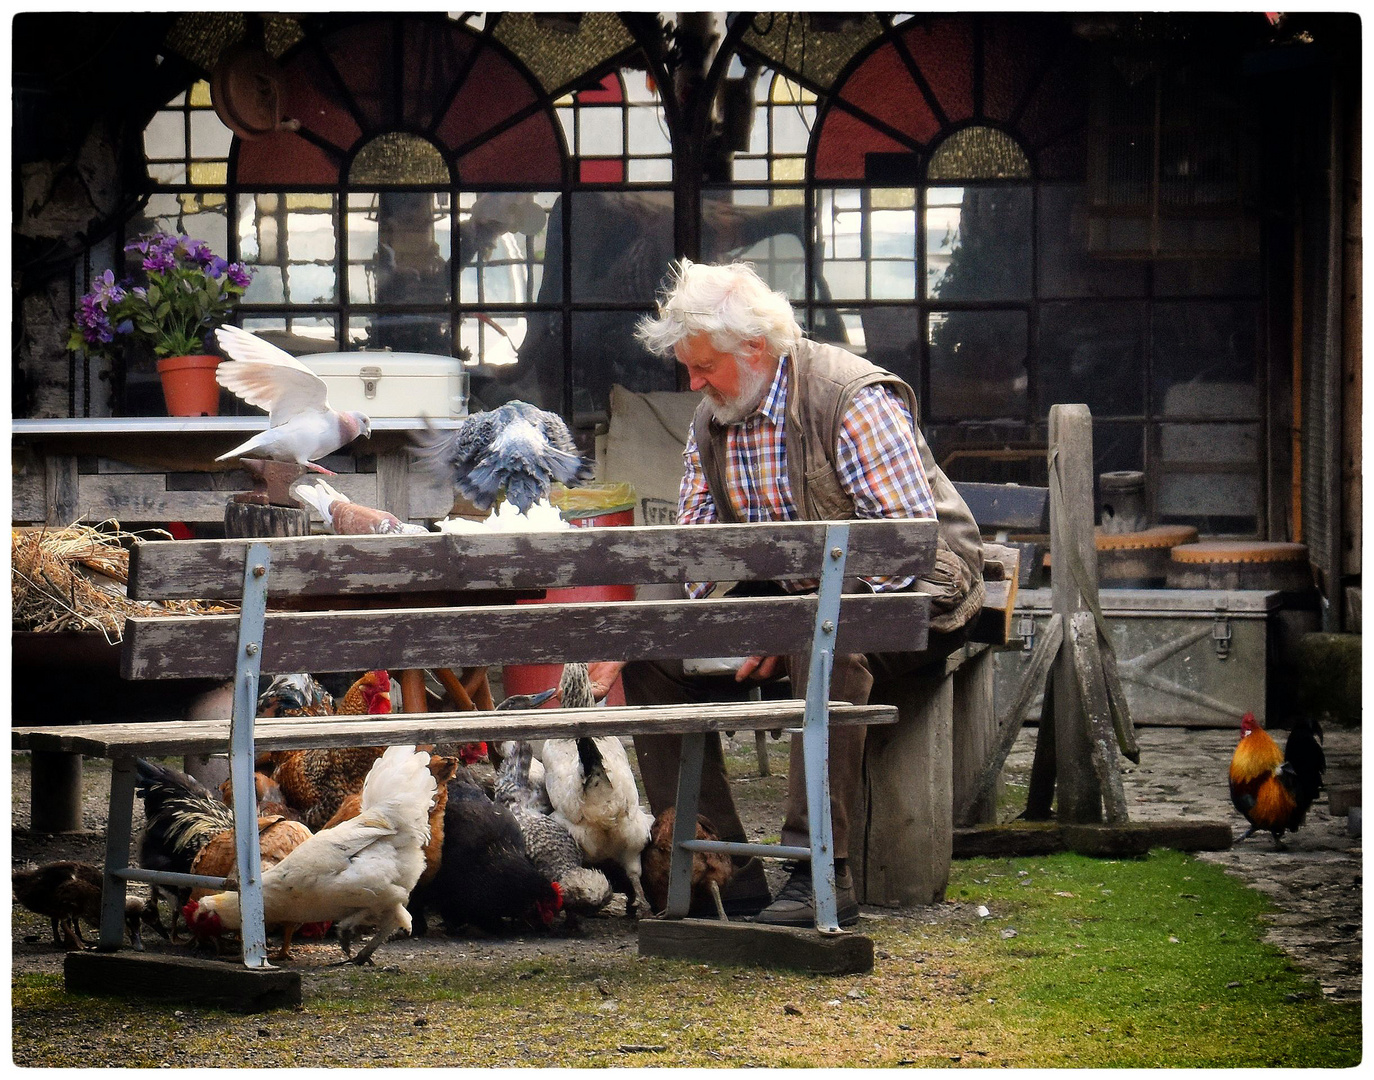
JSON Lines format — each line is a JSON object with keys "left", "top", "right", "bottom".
{"left": 771, "top": 77, "right": 816, "bottom": 105}
{"left": 189, "top": 161, "right": 228, "bottom": 186}
{"left": 871, "top": 187, "right": 917, "bottom": 209}
{"left": 772, "top": 189, "right": 804, "bottom": 207}
{"left": 349, "top": 132, "right": 450, "bottom": 186}
{"left": 190, "top": 80, "right": 213, "bottom": 108}
{"left": 286, "top": 194, "right": 335, "bottom": 210}
{"left": 256, "top": 193, "right": 279, "bottom": 215}
{"left": 927, "top": 127, "right": 1030, "bottom": 181}
{"left": 771, "top": 157, "right": 805, "bottom": 182}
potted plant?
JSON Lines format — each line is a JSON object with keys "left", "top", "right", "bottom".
{"left": 68, "top": 233, "right": 254, "bottom": 416}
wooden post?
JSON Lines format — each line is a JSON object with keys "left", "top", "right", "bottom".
{"left": 1069, "top": 611, "right": 1130, "bottom": 823}
{"left": 30, "top": 751, "right": 84, "bottom": 833}
{"left": 858, "top": 666, "right": 953, "bottom": 906}
{"left": 951, "top": 645, "right": 998, "bottom": 825}
{"left": 1024, "top": 666, "right": 1057, "bottom": 820}
{"left": 1048, "top": 404, "right": 1103, "bottom": 824}
{"left": 225, "top": 495, "right": 309, "bottom": 538}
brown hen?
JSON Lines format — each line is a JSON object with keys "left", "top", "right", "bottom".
{"left": 641, "top": 807, "right": 734, "bottom": 919}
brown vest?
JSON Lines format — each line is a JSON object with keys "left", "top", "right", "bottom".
{"left": 694, "top": 338, "right": 984, "bottom": 631}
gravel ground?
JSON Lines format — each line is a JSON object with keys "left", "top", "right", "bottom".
{"left": 11, "top": 723, "right": 1363, "bottom": 1001}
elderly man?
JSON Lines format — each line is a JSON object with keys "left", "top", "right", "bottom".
{"left": 588, "top": 259, "right": 983, "bottom": 927}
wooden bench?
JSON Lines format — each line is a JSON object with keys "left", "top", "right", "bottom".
{"left": 13, "top": 518, "right": 938, "bottom": 974}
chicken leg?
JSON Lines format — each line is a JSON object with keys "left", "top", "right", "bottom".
{"left": 708, "top": 880, "right": 728, "bottom": 922}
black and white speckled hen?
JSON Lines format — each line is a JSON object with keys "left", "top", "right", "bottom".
{"left": 412, "top": 401, "right": 593, "bottom": 513}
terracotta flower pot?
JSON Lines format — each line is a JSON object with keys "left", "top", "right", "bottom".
{"left": 157, "top": 354, "right": 222, "bottom": 416}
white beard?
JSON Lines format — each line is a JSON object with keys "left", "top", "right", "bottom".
{"left": 707, "top": 360, "right": 772, "bottom": 425}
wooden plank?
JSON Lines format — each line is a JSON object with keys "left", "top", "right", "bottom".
{"left": 638, "top": 919, "right": 873, "bottom": 976}
{"left": 125, "top": 519, "right": 939, "bottom": 600}
{"left": 953, "top": 823, "right": 1067, "bottom": 858}
{"left": 120, "top": 592, "right": 932, "bottom": 679}
{"left": 1069, "top": 610, "right": 1130, "bottom": 824}
{"left": 13, "top": 700, "right": 899, "bottom": 757}
{"left": 968, "top": 578, "right": 1018, "bottom": 646}
{"left": 1024, "top": 670, "right": 1057, "bottom": 820}
{"left": 1048, "top": 404, "right": 1103, "bottom": 823}
{"left": 859, "top": 666, "right": 952, "bottom": 906}
{"left": 46, "top": 453, "right": 79, "bottom": 525}
{"left": 1098, "top": 636, "right": 1141, "bottom": 764}
{"left": 955, "top": 612, "right": 1062, "bottom": 827}
{"left": 64, "top": 952, "right": 300, "bottom": 1012}
{"left": 955, "top": 819, "right": 1233, "bottom": 858}
{"left": 951, "top": 647, "right": 998, "bottom": 826}
{"left": 953, "top": 481, "right": 1049, "bottom": 533}
{"left": 76, "top": 473, "right": 238, "bottom": 523}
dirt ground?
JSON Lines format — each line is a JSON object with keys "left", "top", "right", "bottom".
{"left": 10, "top": 723, "right": 1363, "bottom": 1001}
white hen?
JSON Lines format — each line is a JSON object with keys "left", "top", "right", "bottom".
{"left": 540, "top": 664, "right": 653, "bottom": 916}
{"left": 184, "top": 745, "right": 436, "bottom": 964}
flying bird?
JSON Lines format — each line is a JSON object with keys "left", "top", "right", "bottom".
{"left": 213, "top": 324, "right": 371, "bottom": 471}
{"left": 412, "top": 401, "right": 593, "bottom": 514}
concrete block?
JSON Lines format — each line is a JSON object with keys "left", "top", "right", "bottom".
{"left": 1328, "top": 784, "right": 1362, "bottom": 816}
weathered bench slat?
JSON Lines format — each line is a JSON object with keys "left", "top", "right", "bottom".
{"left": 952, "top": 481, "right": 1049, "bottom": 533}
{"left": 126, "top": 519, "right": 938, "bottom": 600}
{"left": 121, "top": 592, "right": 932, "bottom": 679}
{"left": 12, "top": 701, "right": 898, "bottom": 757}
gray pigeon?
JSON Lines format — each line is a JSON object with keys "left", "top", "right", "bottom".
{"left": 412, "top": 400, "right": 594, "bottom": 513}
{"left": 213, "top": 325, "right": 371, "bottom": 471}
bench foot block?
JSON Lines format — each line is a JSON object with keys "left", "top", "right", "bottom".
{"left": 638, "top": 918, "right": 873, "bottom": 975}
{"left": 64, "top": 951, "right": 302, "bottom": 1013}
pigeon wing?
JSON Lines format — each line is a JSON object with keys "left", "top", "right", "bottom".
{"left": 214, "top": 325, "right": 330, "bottom": 425}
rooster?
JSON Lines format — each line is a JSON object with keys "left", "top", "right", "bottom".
{"left": 1229, "top": 712, "right": 1326, "bottom": 845}
{"left": 13, "top": 861, "right": 165, "bottom": 951}
{"left": 407, "top": 765, "right": 564, "bottom": 935}
{"left": 641, "top": 807, "right": 734, "bottom": 920}
{"left": 220, "top": 771, "right": 303, "bottom": 822}
{"left": 541, "top": 663, "right": 652, "bottom": 917}
{"left": 184, "top": 745, "right": 437, "bottom": 965}
{"left": 264, "top": 670, "right": 395, "bottom": 829}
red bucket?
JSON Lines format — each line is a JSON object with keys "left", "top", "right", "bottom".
{"left": 501, "top": 487, "right": 637, "bottom": 707}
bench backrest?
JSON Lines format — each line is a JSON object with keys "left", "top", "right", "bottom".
{"left": 952, "top": 481, "right": 1049, "bottom": 535}
{"left": 122, "top": 519, "right": 937, "bottom": 680}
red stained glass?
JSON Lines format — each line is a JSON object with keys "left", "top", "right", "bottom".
{"left": 403, "top": 20, "right": 478, "bottom": 130}
{"left": 836, "top": 41, "right": 939, "bottom": 145}
{"left": 814, "top": 107, "right": 915, "bottom": 181}
{"left": 322, "top": 21, "right": 396, "bottom": 130}
{"left": 1016, "top": 39, "right": 1090, "bottom": 148}
{"left": 236, "top": 132, "right": 344, "bottom": 185}
{"left": 902, "top": 18, "right": 974, "bottom": 124}
{"left": 579, "top": 158, "right": 624, "bottom": 183}
{"left": 456, "top": 112, "right": 562, "bottom": 184}
{"left": 982, "top": 16, "right": 1056, "bottom": 123}
{"left": 577, "top": 72, "right": 623, "bottom": 104}
{"left": 435, "top": 48, "right": 537, "bottom": 154}
{"left": 278, "top": 48, "right": 363, "bottom": 155}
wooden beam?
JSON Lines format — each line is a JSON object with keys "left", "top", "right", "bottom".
{"left": 1099, "top": 638, "right": 1141, "bottom": 764}
{"left": 64, "top": 951, "right": 301, "bottom": 1012}
{"left": 1069, "top": 610, "right": 1130, "bottom": 824}
{"left": 13, "top": 700, "right": 898, "bottom": 757}
{"left": 125, "top": 519, "right": 938, "bottom": 600}
{"left": 121, "top": 593, "right": 931, "bottom": 680}
{"left": 638, "top": 919, "right": 873, "bottom": 975}
{"left": 952, "top": 481, "right": 1049, "bottom": 533}
{"left": 1048, "top": 404, "right": 1103, "bottom": 823}
{"left": 1024, "top": 671, "right": 1057, "bottom": 820}
{"left": 955, "top": 819, "right": 1233, "bottom": 859}
{"left": 955, "top": 612, "right": 1063, "bottom": 827}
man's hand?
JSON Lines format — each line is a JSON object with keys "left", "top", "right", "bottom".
{"left": 735, "top": 655, "right": 782, "bottom": 682}
{"left": 584, "top": 661, "right": 627, "bottom": 702}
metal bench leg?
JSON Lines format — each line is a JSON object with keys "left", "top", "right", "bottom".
{"left": 231, "top": 542, "right": 272, "bottom": 969}
{"left": 99, "top": 757, "right": 136, "bottom": 951}
{"left": 665, "top": 731, "right": 707, "bottom": 918}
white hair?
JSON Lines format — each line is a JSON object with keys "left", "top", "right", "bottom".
{"left": 635, "top": 259, "right": 803, "bottom": 360}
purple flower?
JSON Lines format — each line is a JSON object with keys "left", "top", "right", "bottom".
{"left": 78, "top": 299, "right": 114, "bottom": 344}
{"left": 206, "top": 256, "right": 228, "bottom": 279}
{"left": 115, "top": 319, "right": 133, "bottom": 335}
{"left": 132, "top": 286, "right": 147, "bottom": 300}
{"left": 89, "top": 269, "right": 126, "bottom": 310}
{"left": 124, "top": 237, "right": 151, "bottom": 256}
{"left": 186, "top": 240, "right": 215, "bottom": 267}
{"left": 226, "top": 263, "right": 253, "bottom": 289}
{"left": 143, "top": 250, "right": 176, "bottom": 274}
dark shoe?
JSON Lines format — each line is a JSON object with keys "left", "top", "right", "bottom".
{"left": 754, "top": 862, "right": 860, "bottom": 928}
{"left": 687, "top": 857, "right": 771, "bottom": 918}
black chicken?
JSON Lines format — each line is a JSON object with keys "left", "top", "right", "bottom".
{"left": 13, "top": 860, "right": 166, "bottom": 951}
{"left": 407, "top": 766, "right": 563, "bottom": 935}
{"left": 412, "top": 401, "right": 593, "bottom": 513}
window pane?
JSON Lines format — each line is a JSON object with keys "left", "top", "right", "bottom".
{"left": 627, "top": 106, "right": 671, "bottom": 156}
{"left": 573, "top": 310, "right": 677, "bottom": 419}
{"left": 1152, "top": 301, "right": 1260, "bottom": 417}
{"left": 570, "top": 191, "right": 675, "bottom": 303}
{"left": 241, "top": 314, "right": 339, "bottom": 352}
{"left": 1038, "top": 184, "right": 1147, "bottom": 299}
{"left": 143, "top": 112, "right": 184, "bottom": 160}
{"left": 356, "top": 192, "right": 451, "bottom": 306}
{"left": 237, "top": 194, "right": 337, "bottom": 305}
{"left": 1156, "top": 421, "right": 1260, "bottom": 534}
{"left": 627, "top": 158, "right": 673, "bottom": 183}
{"left": 349, "top": 312, "right": 452, "bottom": 355}
{"left": 844, "top": 306, "right": 920, "bottom": 389}
{"left": 928, "top": 309, "right": 1028, "bottom": 421}
{"left": 924, "top": 185, "right": 1031, "bottom": 301}
{"left": 1038, "top": 301, "right": 1147, "bottom": 417}
{"left": 457, "top": 191, "right": 553, "bottom": 305}
{"left": 578, "top": 108, "right": 624, "bottom": 156}
{"left": 471, "top": 311, "right": 562, "bottom": 414}
{"left": 129, "top": 193, "right": 227, "bottom": 256}
{"left": 815, "top": 188, "right": 917, "bottom": 302}
{"left": 189, "top": 110, "right": 233, "bottom": 160}
{"left": 1151, "top": 259, "right": 1263, "bottom": 297}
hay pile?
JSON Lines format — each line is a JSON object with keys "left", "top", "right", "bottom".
{"left": 12, "top": 522, "right": 236, "bottom": 643}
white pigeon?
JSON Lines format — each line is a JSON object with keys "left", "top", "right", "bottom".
{"left": 213, "top": 325, "right": 371, "bottom": 471}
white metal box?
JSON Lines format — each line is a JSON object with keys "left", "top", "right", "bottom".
{"left": 994, "top": 588, "right": 1281, "bottom": 726}
{"left": 300, "top": 352, "right": 469, "bottom": 419}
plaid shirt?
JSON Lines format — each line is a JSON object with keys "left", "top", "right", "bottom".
{"left": 678, "top": 354, "right": 937, "bottom": 598}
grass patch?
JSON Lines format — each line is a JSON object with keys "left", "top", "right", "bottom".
{"left": 12, "top": 849, "right": 1359, "bottom": 1067}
